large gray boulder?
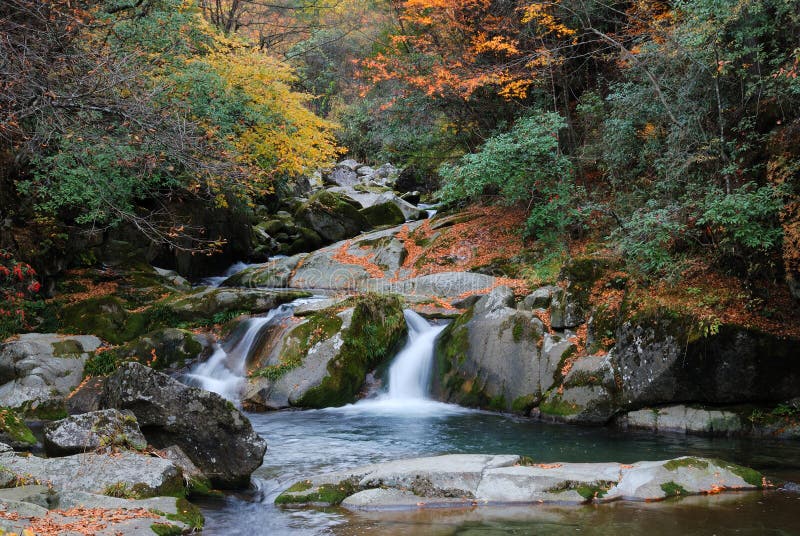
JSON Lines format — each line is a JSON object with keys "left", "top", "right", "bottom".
{"left": 434, "top": 287, "right": 570, "bottom": 413}
{"left": 0, "top": 447, "right": 183, "bottom": 497}
{"left": 100, "top": 362, "right": 267, "bottom": 488}
{"left": 164, "top": 287, "right": 307, "bottom": 322}
{"left": 43, "top": 409, "right": 148, "bottom": 456}
{"left": 613, "top": 315, "right": 800, "bottom": 407}
{"left": 0, "top": 333, "right": 101, "bottom": 416}
{"left": 245, "top": 309, "right": 353, "bottom": 410}
{"left": 276, "top": 454, "right": 764, "bottom": 509}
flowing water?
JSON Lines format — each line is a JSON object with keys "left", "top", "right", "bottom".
{"left": 189, "top": 309, "right": 800, "bottom": 535}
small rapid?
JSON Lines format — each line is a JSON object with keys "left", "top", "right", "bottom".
{"left": 183, "top": 298, "right": 315, "bottom": 402}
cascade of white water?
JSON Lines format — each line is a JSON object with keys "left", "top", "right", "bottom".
{"left": 184, "top": 303, "right": 296, "bottom": 401}
{"left": 385, "top": 310, "right": 446, "bottom": 400}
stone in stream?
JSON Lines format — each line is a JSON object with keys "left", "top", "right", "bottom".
{"left": 99, "top": 362, "right": 267, "bottom": 488}
{"left": 276, "top": 454, "right": 765, "bottom": 509}
{"left": 244, "top": 294, "right": 407, "bottom": 410}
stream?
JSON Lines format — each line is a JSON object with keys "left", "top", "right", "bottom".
{"left": 186, "top": 296, "right": 800, "bottom": 535}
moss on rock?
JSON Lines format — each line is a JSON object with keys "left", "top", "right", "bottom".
{"left": 359, "top": 203, "right": 405, "bottom": 227}
{"left": 295, "top": 294, "right": 406, "bottom": 408}
{"left": 0, "top": 407, "right": 36, "bottom": 447}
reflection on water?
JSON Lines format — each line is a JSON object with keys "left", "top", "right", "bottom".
{"left": 197, "top": 409, "right": 800, "bottom": 535}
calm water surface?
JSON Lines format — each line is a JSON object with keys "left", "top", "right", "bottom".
{"left": 196, "top": 406, "right": 800, "bottom": 535}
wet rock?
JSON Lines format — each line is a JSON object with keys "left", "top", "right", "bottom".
{"left": 245, "top": 295, "right": 407, "bottom": 410}
{"left": 277, "top": 454, "right": 762, "bottom": 509}
{"left": 0, "top": 406, "right": 36, "bottom": 449}
{"left": 43, "top": 409, "right": 148, "bottom": 456}
{"left": 0, "top": 333, "right": 101, "bottom": 417}
{"left": 165, "top": 287, "right": 308, "bottom": 322}
{"left": 100, "top": 362, "right": 266, "bottom": 488}
{"left": 617, "top": 405, "right": 743, "bottom": 436}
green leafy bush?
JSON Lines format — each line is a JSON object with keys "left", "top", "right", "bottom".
{"left": 438, "top": 111, "right": 575, "bottom": 240}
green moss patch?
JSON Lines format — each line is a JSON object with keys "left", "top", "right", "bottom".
{"left": 661, "top": 481, "right": 688, "bottom": 497}
{"left": 713, "top": 460, "right": 763, "bottom": 487}
{"left": 539, "top": 393, "right": 580, "bottom": 417}
{"left": 663, "top": 458, "right": 709, "bottom": 471}
{"left": 166, "top": 498, "right": 204, "bottom": 529}
{"left": 0, "top": 407, "right": 36, "bottom": 446}
{"left": 274, "top": 481, "right": 357, "bottom": 507}
{"left": 150, "top": 523, "right": 183, "bottom": 536}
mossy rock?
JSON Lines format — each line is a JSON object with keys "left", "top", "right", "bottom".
{"left": 288, "top": 227, "right": 324, "bottom": 255}
{"left": 359, "top": 202, "right": 405, "bottom": 227}
{"left": 295, "top": 294, "right": 407, "bottom": 408}
{"left": 90, "top": 329, "right": 204, "bottom": 374}
{"left": 275, "top": 480, "right": 357, "bottom": 507}
{"left": 0, "top": 407, "right": 36, "bottom": 448}
{"left": 59, "top": 296, "right": 146, "bottom": 345}
{"left": 251, "top": 313, "right": 344, "bottom": 381}
{"left": 295, "top": 190, "right": 370, "bottom": 242}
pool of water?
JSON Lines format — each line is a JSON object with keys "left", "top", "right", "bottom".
{"left": 196, "top": 405, "right": 800, "bottom": 535}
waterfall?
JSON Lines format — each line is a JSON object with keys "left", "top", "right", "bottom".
{"left": 331, "top": 309, "right": 466, "bottom": 416}
{"left": 385, "top": 310, "right": 446, "bottom": 400}
{"left": 183, "top": 303, "right": 297, "bottom": 402}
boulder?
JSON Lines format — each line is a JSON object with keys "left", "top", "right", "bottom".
{"left": 295, "top": 190, "right": 370, "bottom": 242}
{"left": 245, "top": 294, "right": 407, "bottom": 410}
{"left": 374, "top": 192, "right": 422, "bottom": 220}
{"left": 612, "top": 313, "right": 800, "bottom": 407}
{"left": 434, "top": 287, "right": 566, "bottom": 413}
{"left": 276, "top": 454, "right": 764, "bottom": 509}
{"left": 106, "top": 328, "right": 205, "bottom": 372}
{"left": 518, "top": 286, "right": 560, "bottom": 311}
{"left": 359, "top": 202, "right": 406, "bottom": 227}
{"left": 43, "top": 409, "right": 148, "bottom": 456}
{"left": 0, "top": 447, "right": 183, "bottom": 497}
{"left": 549, "top": 288, "right": 585, "bottom": 329}
{"left": 100, "top": 362, "right": 266, "bottom": 488}
{"left": 0, "top": 333, "right": 101, "bottom": 417}
{"left": 222, "top": 254, "right": 308, "bottom": 288}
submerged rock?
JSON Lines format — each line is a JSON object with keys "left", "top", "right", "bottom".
{"left": 100, "top": 362, "right": 267, "bottom": 488}
{"left": 276, "top": 454, "right": 765, "bottom": 509}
